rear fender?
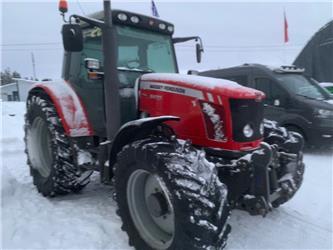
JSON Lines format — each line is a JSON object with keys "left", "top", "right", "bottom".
{"left": 28, "top": 81, "right": 94, "bottom": 137}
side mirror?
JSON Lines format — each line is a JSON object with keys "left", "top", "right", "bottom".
{"left": 62, "top": 24, "right": 83, "bottom": 52}
{"left": 196, "top": 43, "right": 203, "bottom": 63}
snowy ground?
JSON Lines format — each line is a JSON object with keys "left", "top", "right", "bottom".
{"left": 1, "top": 102, "right": 332, "bottom": 250}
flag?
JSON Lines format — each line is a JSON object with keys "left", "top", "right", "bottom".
{"left": 284, "top": 10, "right": 289, "bottom": 43}
{"left": 151, "top": 0, "right": 160, "bottom": 18}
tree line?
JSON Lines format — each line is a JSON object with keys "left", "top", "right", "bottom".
{"left": 1, "top": 68, "right": 22, "bottom": 86}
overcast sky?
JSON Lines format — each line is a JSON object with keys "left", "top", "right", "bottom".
{"left": 1, "top": 0, "right": 332, "bottom": 79}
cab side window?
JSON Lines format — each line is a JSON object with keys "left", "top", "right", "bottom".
{"left": 78, "top": 28, "right": 103, "bottom": 88}
{"left": 255, "top": 78, "right": 286, "bottom": 106}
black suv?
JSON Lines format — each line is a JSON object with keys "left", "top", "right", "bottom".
{"left": 200, "top": 64, "right": 333, "bottom": 146}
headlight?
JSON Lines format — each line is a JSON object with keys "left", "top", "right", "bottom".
{"left": 314, "top": 109, "right": 333, "bottom": 118}
{"left": 243, "top": 124, "right": 254, "bottom": 138}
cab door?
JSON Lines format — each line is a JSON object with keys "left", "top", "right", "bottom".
{"left": 253, "top": 77, "right": 289, "bottom": 122}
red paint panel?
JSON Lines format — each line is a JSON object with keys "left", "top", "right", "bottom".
{"left": 139, "top": 79, "right": 262, "bottom": 151}
{"left": 31, "top": 81, "right": 94, "bottom": 137}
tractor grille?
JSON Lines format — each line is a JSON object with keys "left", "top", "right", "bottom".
{"left": 229, "top": 98, "right": 264, "bottom": 142}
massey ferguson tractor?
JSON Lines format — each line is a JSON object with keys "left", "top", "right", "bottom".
{"left": 24, "top": 1, "right": 305, "bottom": 249}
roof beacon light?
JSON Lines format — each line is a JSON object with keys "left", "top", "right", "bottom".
{"left": 130, "top": 16, "right": 140, "bottom": 24}
{"left": 118, "top": 13, "right": 128, "bottom": 21}
{"left": 58, "top": 0, "right": 68, "bottom": 14}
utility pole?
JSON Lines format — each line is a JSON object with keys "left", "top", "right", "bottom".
{"left": 31, "top": 52, "right": 37, "bottom": 80}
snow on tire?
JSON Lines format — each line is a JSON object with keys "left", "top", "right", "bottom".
{"left": 263, "top": 119, "right": 305, "bottom": 207}
{"left": 114, "top": 138, "right": 231, "bottom": 250}
{"left": 24, "top": 93, "right": 91, "bottom": 197}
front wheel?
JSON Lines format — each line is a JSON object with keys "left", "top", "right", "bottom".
{"left": 24, "top": 93, "right": 92, "bottom": 197}
{"left": 114, "top": 138, "right": 231, "bottom": 250}
{"left": 263, "top": 119, "right": 305, "bottom": 207}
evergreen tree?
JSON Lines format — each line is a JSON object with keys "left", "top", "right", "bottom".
{"left": 1, "top": 68, "right": 21, "bottom": 85}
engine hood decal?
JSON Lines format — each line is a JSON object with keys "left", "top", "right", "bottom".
{"left": 140, "top": 81, "right": 204, "bottom": 100}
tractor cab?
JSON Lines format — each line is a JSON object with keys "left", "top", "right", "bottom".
{"left": 61, "top": 9, "right": 203, "bottom": 136}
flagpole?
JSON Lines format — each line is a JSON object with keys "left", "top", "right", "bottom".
{"left": 151, "top": 0, "right": 160, "bottom": 18}
{"left": 283, "top": 7, "right": 289, "bottom": 65}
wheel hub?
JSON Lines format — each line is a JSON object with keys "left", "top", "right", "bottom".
{"left": 147, "top": 192, "right": 169, "bottom": 218}
{"left": 126, "top": 169, "right": 175, "bottom": 250}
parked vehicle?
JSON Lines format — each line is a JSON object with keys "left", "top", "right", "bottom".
{"left": 24, "top": 2, "right": 305, "bottom": 249}
{"left": 320, "top": 82, "right": 333, "bottom": 94}
{"left": 200, "top": 64, "right": 333, "bottom": 146}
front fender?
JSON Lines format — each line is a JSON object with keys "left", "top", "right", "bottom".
{"left": 109, "top": 116, "right": 180, "bottom": 163}
{"left": 28, "top": 81, "right": 94, "bottom": 137}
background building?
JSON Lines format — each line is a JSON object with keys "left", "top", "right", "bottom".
{"left": 294, "top": 20, "right": 333, "bottom": 82}
{"left": 1, "top": 79, "right": 36, "bottom": 101}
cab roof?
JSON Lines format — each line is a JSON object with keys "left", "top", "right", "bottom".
{"left": 80, "top": 9, "right": 174, "bottom": 35}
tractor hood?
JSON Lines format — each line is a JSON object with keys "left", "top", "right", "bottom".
{"left": 140, "top": 73, "right": 264, "bottom": 102}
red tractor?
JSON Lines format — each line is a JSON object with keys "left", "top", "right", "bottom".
{"left": 24, "top": 1, "right": 305, "bottom": 249}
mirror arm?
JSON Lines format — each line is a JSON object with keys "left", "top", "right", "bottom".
{"left": 61, "top": 12, "right": 69, "bottom": 23}
{"left": 172, "top": 36, "right": 200, "bottom": 44}
{"left": 196, "top": 37, "right": 204, "bottom": 52}
{"left": 71, "top": 14, "right": 105, "bottom": 28}
{"left": 173, "top": 36, "right": 204, "bottom": 51}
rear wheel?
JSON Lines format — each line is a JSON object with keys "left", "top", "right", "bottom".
{"left": 24, "top": 93, "right": 92, "bottom": 197}
{"left": 114, "top": 138, "right": 231, "bottom": 250}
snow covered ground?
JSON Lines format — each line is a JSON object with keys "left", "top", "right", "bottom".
{"left": 1, "top": 102, "right": 332, "bottom": 249}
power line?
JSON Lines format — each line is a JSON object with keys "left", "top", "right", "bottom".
{"left": 0, "top": 42, "right": 60, "bottom": 47}
{"left": 2, "top": 48, "right": 62, "bottom": 52}
{"left": 177, "top": 47, "right": 302, "bottom": 51}
{"left": 1, "top": 42, "right": 304, "bottom": 49}
{"left": 176, "top": 44, "right": 304, "bottom": 49}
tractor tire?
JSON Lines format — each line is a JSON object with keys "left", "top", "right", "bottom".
{"left": 24, "top": 93, "right": 91, "bottom": 197}
{"left": 114, "top": 138, "right": 231, "bottom": 250}
{"left": 263, "top": 119, "right": 305, "bottom": 207}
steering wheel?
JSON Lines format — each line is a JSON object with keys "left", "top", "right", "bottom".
{"left": 126, "top": 59, "right": 140, "bottom": 69}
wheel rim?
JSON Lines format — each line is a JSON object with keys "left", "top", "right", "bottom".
{"left": 27, "top": 117, "right": 53, "bottom": 178}
{"left": 127, "top": 169, "right": 175, "bottom": 250}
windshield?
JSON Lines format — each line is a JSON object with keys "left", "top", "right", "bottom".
{"left": 277, "top": 74, "right": 329, "bottom": 100}
{"left": 116, "top": 25, "right": 177, "bottom": 73}
{"left": 82, "top": 25, "right": 177, "bottom": 73}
